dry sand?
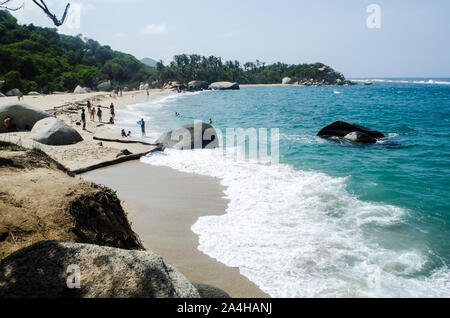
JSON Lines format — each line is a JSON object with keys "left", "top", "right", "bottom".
{"left": 82, "top": 161, "right": 269, "bottom": 298}
{"left": 0, "top": 90, "right": 173, "bottom": 171}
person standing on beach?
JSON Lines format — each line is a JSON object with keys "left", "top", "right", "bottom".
{"left": 97, "top": 107, "right": 103, "bottom": 122}
{"left": 90, "top": 106, "right": 95, "bottom": 121}
{"left": 140, "top": 118, "right": 146, "bottom": 137}
{"left": 87, "top": 100, "right": 92, "bottom": 114}
{"left": 81, "top": 109, "right": 86, "bottom": 130}
{"left": 110, "top": 103, "right": 115, "bottom": 120}
{"left": 17, "top": 92, "right": 24, "bottom": 102}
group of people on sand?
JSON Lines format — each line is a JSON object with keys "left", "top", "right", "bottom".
{"left": 81, "top": 100, "right": 116, "bottom": 130}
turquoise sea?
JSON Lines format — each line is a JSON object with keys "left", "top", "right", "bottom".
{"left": 117, "top": 79, "right": 450, "bottom": 297}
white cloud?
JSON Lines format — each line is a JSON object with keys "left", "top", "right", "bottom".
{"left": 142, "top": 23, "right": 167, "bottom": 36}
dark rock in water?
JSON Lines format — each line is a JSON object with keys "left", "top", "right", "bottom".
{"left": 343, "top": 131, "right": 377, "bottom": 144}
{"left": 0, "top": 241, "right": 200, "bottom": 298}
{"left": 191, "top": 282, "right": 231, "bottom": 299}
{"left": 156, "top": 121, "right": 219, "bottom": 150}
{"left": 317, "top": 121, "right": 385, "bottom": 139}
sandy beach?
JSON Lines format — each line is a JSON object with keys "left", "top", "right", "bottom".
{"left": 0, "top": 89, "right": 171, "bottom": 171}
{"left": 82, "top": 161, "right": 269, "bottom": 298}
{"left": 0, "top": 89, "right": 269, "bottom": 298}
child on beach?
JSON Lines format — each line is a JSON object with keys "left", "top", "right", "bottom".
{"left": 17, "top": 92, "right": 24, "bottom": 102}
{"left": 121, "top": 129, "right": 127, "bottom": 138}
{"left": 97, "top": 107, "right": 103, "bottom": 122}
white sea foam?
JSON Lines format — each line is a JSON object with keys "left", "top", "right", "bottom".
{"left": 141, "top": 148, "right": 450, "bottom": 298}
{"left": 352, "top": 79, "right": 450, "bottom": 85}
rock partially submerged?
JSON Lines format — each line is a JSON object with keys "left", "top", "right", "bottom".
{"left": 0, "top": 241, "right": 200, "bottom": 298}
{"left": 343, "top": 131, "right": 377, "bottom": 144}
{"left": 209, "top": 82, "right": 240, "bottom": 90}
{"left": 318, "top": 121, "right": 385, "bottom": 139}
{"left": 156, "top": 121, "right": 219, "bottom": 150}
{"left": 0, "top": 102, "right": 50, "bottom": 133}
{"left": 30, "top": 117, "right": 83, "bottom": 145}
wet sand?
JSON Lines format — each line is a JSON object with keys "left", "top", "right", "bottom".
{"left": 82, "top": 160, "right": 269, "bottom": 298}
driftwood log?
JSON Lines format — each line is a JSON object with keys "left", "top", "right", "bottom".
{"left": 71, "top": 145, "right": 164, "bottom": 175}
{"left": 93, "top": 136, "right": 161, "bottom": 147}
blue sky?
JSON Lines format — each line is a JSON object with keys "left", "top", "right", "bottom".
{"left": 10, "top": 0, "right": 450, "bottom": 77}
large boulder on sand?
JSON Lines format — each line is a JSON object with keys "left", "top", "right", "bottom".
{"left": 0, "top": 93, "right": 5, "bottom": 98}
{"left": 282, "top": 77, "right": 293, "bottom": 85}
{"left": 97, "top": 80, "right": 111, "bottom": 91}
{"left": 208, "top": 82, "right": 240, "bottom": 90}
{"left": 188, "top": 81, "right": 209, "bottom": 91}
{"left": 317, "top": 121, "right": 385, "bottom": 139}
{"left": 156, "top": 121, "right": 219, "bottom": 150}
{"left": 74, "top": 85, "right": 88, "bottom": 94}
{"left": 6, "top": 88, "right": 20, "bottom": 96}
{"left": 0, "top": 241, "right": 200, "bottom": 298}
{"left": 0, "top": 102, "right": 51, "bottom": 133}
{"left": 30, "top": 117, "right": 83, "bottom": 145}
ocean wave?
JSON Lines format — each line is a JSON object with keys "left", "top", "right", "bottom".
{"left": 352, "top": 79, "right": 450, "bottom": 85}
{"left": 141, "top": 148, "right": 450, "bottom": 298}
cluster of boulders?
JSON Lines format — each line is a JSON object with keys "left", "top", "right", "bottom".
{"left": 281, "top": 67, "right": 356, "bottom": 86}
{"left": 160, "top": 80, "right": 240, "bottom": 92}
{"left": 0, "top": 102, "right": 83, "bottom": 145}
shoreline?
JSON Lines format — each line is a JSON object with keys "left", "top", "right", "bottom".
{"left": 1, "top": 89, "right": 270, "bottom": 298}
{"left": 82, "top": 161, "right": 269, "bottom": 298}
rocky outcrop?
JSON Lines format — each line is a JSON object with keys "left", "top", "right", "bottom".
{"left": 139, "top": 83, "right": 150, "bottom": 91}
{"left": 0, "top": 241, "right": 200, "bottom": 298}
{"left": 0, "top": 80, "right": 4, "bottom": 91}
{"left": 97, "top": 80, "right": 112, "bottom": 91}
{"left": 6, "top": 88, "right": 20, "bottom": 96}
{"left": 156, "top": 121, "right": 219, "bottom": 150}
{"left": 317, "top": 121, "right": 385, "bottom": 143}
{"left": 188, "top": 81, "right": 209, "bottom": 91}
{"left": 282, "top": 77, "right": 293, "bottom": 85}
{"left": 74, "top": 85, "right": 88, "bottom": 94}
{"left": 0, "top": 93, "right": 5, "bottom": 98}
{"left": 0, "top": 102, "right": 50, "bottom": 133}
{"left": 343, "top": 131, "right": 377, "bottom": 144}
{"left": 208, "top": 82, "right": 240, "bottom": 90}
{"left": 30, "top": 117, "right": 83, "bottom": 146}
{"left": 191, "top": 282, "right": 231, "bottom": 298}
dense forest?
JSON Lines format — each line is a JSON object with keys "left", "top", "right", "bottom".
{"left": 0, "top": 10, "right": 352, "bottom": 94}
{"left": 0, "top": 10, "right": 155, "bottom": 93}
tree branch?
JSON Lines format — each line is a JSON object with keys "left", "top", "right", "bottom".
{"left": 0, "top": 0, "right": 23, "bottom": 11}
{"left": 31, "top": 0, "right": 70, "bottom": 27}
